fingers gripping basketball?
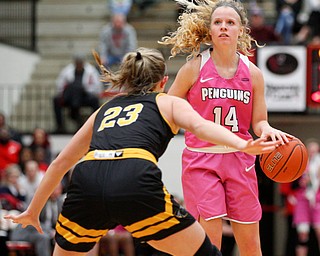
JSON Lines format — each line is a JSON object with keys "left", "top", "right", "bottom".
{"left": 259, "top": 138, "right": 308, "bottom": 183}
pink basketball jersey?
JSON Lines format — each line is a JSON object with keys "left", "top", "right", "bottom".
{"left": 185, "top": 48, "right": 253, "bottom": 148}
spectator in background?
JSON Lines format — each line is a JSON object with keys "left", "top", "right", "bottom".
{"left": 0, "top": 112, "right": 22, "bottom": 144}
{"left": 10, "top": 182, "right": 65, "bottom": 256}
{"left": 275, "top": 0, "right": 303, "bottom": 44}
{"left": 279, "top": 181, "right": 299, "bottom": 256}
{"left": 0, "top": 164, "right": 26, "bottom": 212}
{"left": 28, "top": 127, "right": 52, "bottom": 165}
{"left": 99, "top": 13, "right": 137, "bottom": 70}
{"left": 34, "top": 147, "right": 49, "bottom": 172}
{"left": 0, "top": 127, "right": 22, "bottom": 181}
{"left": 294, "top": 0, "right": 320, "bottom": 44}
{"left": 19, "top": 160, "right": 44, "bottom": 206}
{"left": 248, "top": 5, "right": 281, "bottom": 64}
{"left": 18, "top": 147, "right": 34, "bottom": 173}
{"left": 53, "top": 53, "right": 102, "bottom": 134}
{"left": 293, "top": 138, "right": 320, "bottom": 256}
{"left": 249, "top": 6, "right": 280, "bottom": 46}
{"left": 0, "top": 164, "right": 25, "bottom": 256}
{"left": 109, "top": 0, "right": 133, "bottom": 16}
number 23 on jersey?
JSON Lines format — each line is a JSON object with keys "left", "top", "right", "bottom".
{"left": 97, "top": 103, "right": 144, "bottom": 132}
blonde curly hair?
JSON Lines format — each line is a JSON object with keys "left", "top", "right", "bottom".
{"left": 159, "top": 0, "right": 257, "bottom": 60}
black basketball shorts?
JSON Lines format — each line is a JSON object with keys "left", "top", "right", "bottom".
{"left": 55, "top": 158, "right": 195, "bottom": 252}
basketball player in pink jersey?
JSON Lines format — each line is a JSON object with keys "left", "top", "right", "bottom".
{"left": 159, "top": 0, "right": 291, "bottom": 255}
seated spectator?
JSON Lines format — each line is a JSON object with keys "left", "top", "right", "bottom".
{"left": 249, "top": 6, "right": 281, "bottom": 46}
{"left": 34, "top": 147, "right": 49, "bottom": 172}
{"left": 28, "top": 127, "right": 52, "bottom": 165}
{"left": 18, "top": 160, "right": 44, "bottom": 205}
{"left": 248, "top": 5, "right": 281, "bottom": 64}
{"left": 99, "top": 13, "right": 137, "bottom": 70}
{"left": 275, "top": 0, "right": 303, "bottom": 44}
{"left": 109, "top": 0, "right": 133, "bottom": 16}
{"left": 0, "top": 164, "right": 26, "bottom": 212}
{"left": 294, "top": 0, "right": 320, "bottom": 44}
{"left": 0, "top": 112, "right": 22, "bottom": 144}
{"left": 53, "top": 53, "right": 102, "bottom": 133}
{"left": 0, "top": 127, "right": 22, "bottom": 181}
{"left": 0, "top": 164, "right": 25, "bottom": 256}
{"left": 10, "top": 182, "right": 65, "bottom": 256}
{"left": 18, "top": 146, "right": 34, "bottom": 173}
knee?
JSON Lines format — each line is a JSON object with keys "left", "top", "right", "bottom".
{"left": 194, "top": 235, "right": 222, "bottom": 256}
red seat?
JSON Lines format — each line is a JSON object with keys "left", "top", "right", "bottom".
{"left": 6, "top": 241, "right": 35, "bottom": 256}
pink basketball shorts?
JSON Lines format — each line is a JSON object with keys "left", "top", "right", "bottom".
{"left": 293, "top": 189, "right": 320, "bottom": 228}
{"left": 181, "top": 148, "right": 262, "bottom": 223}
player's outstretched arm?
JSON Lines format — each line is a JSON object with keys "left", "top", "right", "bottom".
{"left": 167, "top": 96, "right": 281, "bottom": 154}
{"left": 4, "top": 111, "right": 97, "bottom": 232}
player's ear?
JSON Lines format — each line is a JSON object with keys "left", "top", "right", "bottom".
{"left": 239, "top": 27, "right": 244, "bottom": 38}
{"left": 160, "top": 75, "right": 169, "bottom": 88}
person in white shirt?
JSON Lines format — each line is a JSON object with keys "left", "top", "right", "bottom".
{"left": 53, "top": 53, "right": 103, "bottom": 133}
{"left": 19, "top": 160, "right": 44, "bottom": 206}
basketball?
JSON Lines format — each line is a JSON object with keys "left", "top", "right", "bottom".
{"left": 259, "top": 138, "right": 308, "bottom": 183}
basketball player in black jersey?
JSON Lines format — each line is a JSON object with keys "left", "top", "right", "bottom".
{"left": 4, "top": 47, "right": 280, "bottom": 256}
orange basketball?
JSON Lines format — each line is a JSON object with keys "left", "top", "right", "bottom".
{"left": 259, "top": 138, "right": 308, "bottom": 183}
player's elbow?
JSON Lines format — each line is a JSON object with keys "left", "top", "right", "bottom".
{"left": 188, "top": 121, "right": 207, "bottom": 138}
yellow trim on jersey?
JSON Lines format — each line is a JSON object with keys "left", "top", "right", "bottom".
{"left": 125, "top": 187, "right": 180, "bottom": 238}
{"left": 156, "top": 93, "right": 179, "bottom": 135}
{"left": 82, "top": 148, "right": 157, "bottom": 165}
{"left": 56, "top": 214, "right": 108, "bottom": 244}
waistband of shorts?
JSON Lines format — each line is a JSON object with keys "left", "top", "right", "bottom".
{"left": 81, "top": 148, "right": 157, "bottom": 165}
{"left": 186, "top": 145, "right": 239, "bottom": 154}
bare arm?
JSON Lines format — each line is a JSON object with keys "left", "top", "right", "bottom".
{"left": 167, "top": 58, "right": 200, "bottom": 98}
{"left": 158, "top": 95, "right": 280, "bottom": 154}
{"left": 4, "top": 111, "right": 97, "bottom": 232}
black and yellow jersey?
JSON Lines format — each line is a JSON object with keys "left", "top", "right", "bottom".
{"left": 55, "top": 93, "right": 196, "bottom": 251}
{"left": 90, "top": 92, "right": 176, "bottom": 161}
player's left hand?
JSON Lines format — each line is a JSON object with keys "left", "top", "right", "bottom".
{"left": 261, "top": 128, "right": 293, "bottom": 145}
{"left": 4, "top": 210, "right": 43, "bottom": 234}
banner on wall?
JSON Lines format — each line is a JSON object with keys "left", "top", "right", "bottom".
{"left": 257, "top": 46, "right": 306, "bottom": 112}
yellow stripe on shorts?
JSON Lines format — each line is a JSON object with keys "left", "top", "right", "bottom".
{"left": 125, "top": 187, "right": 180, "bottom": 238}
{"left": 81, "top": 148, "right": 157, "bottom": 165}
{"left": 56, "top": 214, "right": 108, "bottom": 244}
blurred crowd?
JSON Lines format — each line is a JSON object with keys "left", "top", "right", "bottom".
{"left": 1, "top": 0, "right": 319, "bottom": 255}
{"left": 53, "top": 0, "right": 319, "bottom": 133}
{"left": 278, "top": 138, "right": 320, "bottom": 256}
